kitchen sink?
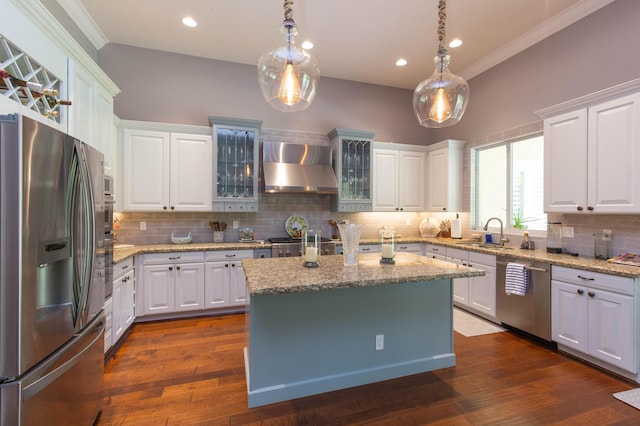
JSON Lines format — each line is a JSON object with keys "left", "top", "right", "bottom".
{"left": 454, "top": 241, "right": 514, "bottom": 250}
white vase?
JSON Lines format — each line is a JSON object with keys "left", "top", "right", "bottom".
{"left": 337, "top": 223, "right": 363, "bottom": 266}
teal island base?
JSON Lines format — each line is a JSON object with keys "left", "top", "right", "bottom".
{"left": 244, "top": 278, "right": 455, "bottom": 408}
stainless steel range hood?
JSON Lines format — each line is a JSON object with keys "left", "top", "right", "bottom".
{"left": 262, "top": 141, "right": 338, "bottom": 194}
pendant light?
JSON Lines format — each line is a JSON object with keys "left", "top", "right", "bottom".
{"left": 413, "top": 0, "right": 469, "bottom": 128}
{"left": 257, "top": 1, "right": 320, "bottom": 112}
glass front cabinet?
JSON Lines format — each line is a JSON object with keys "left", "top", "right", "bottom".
{"left": 329, "top": 128, "right": 377, "bottom": 212}
{"left": 209, "top": 116, "right": 262, "bottom": 212}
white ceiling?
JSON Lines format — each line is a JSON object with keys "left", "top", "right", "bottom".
{"left": 59, "top": 0, "right": 615, "bottom": 90}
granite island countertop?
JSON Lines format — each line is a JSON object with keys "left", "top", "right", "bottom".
{"left": 242, "top": 252, "right": 485, "bottom": 296}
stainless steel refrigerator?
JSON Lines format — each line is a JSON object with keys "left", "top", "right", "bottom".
{"left": 0, "top": 114, "right": 105, "bottom": 425}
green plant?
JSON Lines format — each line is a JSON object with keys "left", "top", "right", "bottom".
{"left": 512, "top": 209, "right": 535, "bottom": 230}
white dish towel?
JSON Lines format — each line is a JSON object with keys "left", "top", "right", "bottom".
{"left": 505, "top": 262, "right": 529, "bottom": 296}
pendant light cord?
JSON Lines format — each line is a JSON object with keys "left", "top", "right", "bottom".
{"left": 284, "top": 0, "right": 294, "bottom": 22}
{"left": 436, "top": 0, "right": 447, "bottom": 53}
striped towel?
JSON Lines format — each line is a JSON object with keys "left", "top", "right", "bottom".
{"left": 505, "top": 262, "right": 529, "bottom": 296}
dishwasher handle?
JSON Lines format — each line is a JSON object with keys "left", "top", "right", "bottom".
{"left": 525, "top": 266, "right": 548, "bottom": 273}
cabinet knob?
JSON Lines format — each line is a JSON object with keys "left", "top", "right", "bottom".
{"left": 176, "top": 266, "right": 181, "bottom": 270}
{"left": 587, "top": 206, "right": 594, "bottom": 211}
{"left": 442, "top": 208, "right": 447, "bottom": 211}
{"left": 577, "top": 289, "right": 584, "bottom": 295}
{"left": 171, "top": 206, "right": 175, "bottom": 210}
{"left": 169, "top": 266, "right": 173, "bottom": 271}
{"left": 576, "top": 206, "right": 583, "bottom": 211}
{"left": 231, "top": 263, "right": 236, "bottom": 267}
{"left": 163, "top": 206, "right": 167, "bottom": 210}
{"left": 225, "top": 264, "right": 229, "bottom": 267}
{"left": 588, "top": 291, "right": 595, "bottom": 298}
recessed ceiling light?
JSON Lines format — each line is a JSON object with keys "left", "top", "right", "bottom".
{"left": 301, "top": 40, "right": 314, "bottom": 50}
{"left": 395, "top": 58, "right": 407, "bottom": 67}
{"left": 182, "top": 16, "right": 198, "bottom": 28}
{"left": 449, "top": 39, "right": 462, "bottom": 48}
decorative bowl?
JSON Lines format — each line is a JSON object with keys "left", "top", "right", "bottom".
{"left": 171, "top": 232, "right": 192, "bottom": 244}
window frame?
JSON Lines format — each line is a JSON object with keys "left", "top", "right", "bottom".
{"left": 471, "top": 132, "right": 547, "bottom": 238}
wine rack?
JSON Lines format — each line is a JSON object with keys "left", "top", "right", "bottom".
{"left": 0, "top": 33, "right": 63, "bottom": 122}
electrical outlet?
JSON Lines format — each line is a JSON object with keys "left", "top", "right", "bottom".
{"left": 233, "top": 221, "right": 239, "bottom": 229}
{"left": 140, "top": 221, "right": 146, "bottom": 231}
{"left": 562, "top": 226, "right": 574, "bottom": 238}
{"left": 375, "top": 334, "right": 384, "bottom": 351}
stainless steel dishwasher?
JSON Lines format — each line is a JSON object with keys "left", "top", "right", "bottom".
{"left": 496, "top": 256, "right": 552, "bottom": 341}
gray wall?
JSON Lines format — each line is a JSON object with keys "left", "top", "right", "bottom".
{"left": 98, "top": 45, "right": 429, "bottom": 145}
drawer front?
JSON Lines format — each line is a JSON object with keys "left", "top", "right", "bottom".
{"left": 424, "top": 244, "right": 446, "bottom": 257}
{"left": 552, "top": 266, "right": 634, "bottom": 295}
{"left": 446, "top": 247, "right": 468, "bottom": 261}
{"left": 468, "top": 251, "right": 496, "bottom": 266}
{"left": 113, "top": 257, "right": 135, "bottom": 279}
{"left": 205, "top": 249, "right": 253, "bottom": 262}
{"left": 142, "top": 251, "right": 205, "bottom": 265}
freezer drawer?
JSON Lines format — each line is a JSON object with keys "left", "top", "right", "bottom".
{"left": 0, "top": 314, "right": 105, "bottom": 426}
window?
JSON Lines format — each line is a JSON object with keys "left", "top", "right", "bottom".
{"left": 473, "top": 134, "right": 546, "bottom": 233}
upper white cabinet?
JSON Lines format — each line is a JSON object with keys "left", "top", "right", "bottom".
{"left": 209, "top": 116, "right": 261, "bottom": 213}
{"left": 540, "top": 84, "right": 640, "bottom": 213}
{"left": 372, "top": 142, "right": 426, "bottom": 212}
{"left": 122, "top": 125, "right": 212, "bottom": 212}
{"left": 329, "top": 128, "right": 376, "bottom": 212}
{"left": 426, "top": 140, "right": 465, "bottom": 212}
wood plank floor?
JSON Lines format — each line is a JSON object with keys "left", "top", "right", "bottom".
{"left": 96, "top": 314, "right": 640, "bottom": 425}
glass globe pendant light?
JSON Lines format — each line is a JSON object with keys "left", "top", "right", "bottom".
{"left": 258, "top": 1, "right": 320, "bottom": 112}
{"left": 413, "top": 0, "right": 469, "bottom": 128}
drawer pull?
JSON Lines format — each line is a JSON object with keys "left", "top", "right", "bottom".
{"left": 169, "top": 256, "right": 181, "bottom": 260}
{"left": 225, "top": 254, "right": 236, "bottom": 258}
{"left": 577, "top": 275, "right": 594, "bottom": 281}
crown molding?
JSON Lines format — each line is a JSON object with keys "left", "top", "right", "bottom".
{"left": 56, "top": 0, "right": 108, "bottom": 50}
{"left": 460, "top": 0, "right": 616, "bottom": 80}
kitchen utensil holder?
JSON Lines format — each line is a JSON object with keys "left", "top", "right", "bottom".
{"left": 213, "top": 231, "right": 224, "bottom": 243}
{"left": 338, "top": 223, "right": 363, "bottom": 266}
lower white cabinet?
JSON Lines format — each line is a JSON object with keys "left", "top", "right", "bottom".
{"left": 396, "top": 243, "right": 423, "bottom": 254}
{"left": 108, "top": 257, "right": 135, "bottom": 352}
{"left": 449, "top": 248, "right": 497, "bottom": 319}
{"left": 423, "top": 243, "right": 447, "bottom": 260}
{"left": 552, "top": 266, "right": 637, "bottom": 373}
{"left": 140, "top": 252, "right": 205, "bottom": 316}
{"left": 205, "top": 250, "right": 253, "bottom": 308}
{"left": 104, "top": 297, "right": 112, "bottom": 354}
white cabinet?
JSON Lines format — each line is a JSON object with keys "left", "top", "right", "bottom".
{"left": 139, "top": 252, "right": 206, "bottom": 316}
{"left": 552, "top": 266, "right": 637, "bottom": 373}
{"left": 426, "top": 140, "right": 465, "bottom": 212}
{"left": 205, "top": 250, "right": 253, "bottom": 308}
{"left": 329, "top": 128, "right": 376, "bottom": 212}
{"left": 423, "top": 243, "right": 447, "bottom": 260}
{"left": 396, "top": 243, "right": 423, "bottom": 254}
{"left": 544, "top": 92, "right": 640, "bottom": 213}
{"left": 209, "top": 116, "right": 261, "bottom": 213}
{"left": 448, "top": 248, "right": 496, "bottom": 319}
{"left": 109, "top": 257, "right": 135, "bottom": 351}
{"left": 68, "top": 59, "right": 117, "bottom": 174}
{"left": 122, "top": 127, "right": 212, "bottom": 212}
{"left": 372, "top": 143, "right": 426, "bottom": 212}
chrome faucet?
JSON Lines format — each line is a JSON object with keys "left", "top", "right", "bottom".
{"left": 483, "top": 217, "right": 510, "bottom": 247}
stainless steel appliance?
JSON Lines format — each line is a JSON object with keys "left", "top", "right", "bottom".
{"left": 496, "top": 256, "right": 552, "bottom": 342}
{"left": 0, "top": 114, "right": 105, "bottom": 425}
{"left": 269, "top": 237, "right": 336, "bottom": 258}
{"left": 104, "top": 177, "right": 115, "bottom": 299}
{"left": 261, "top": 142, "right": 339, "bottom": 194}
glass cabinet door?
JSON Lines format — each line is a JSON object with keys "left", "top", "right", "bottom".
{"left": 340, "top": 139, "right": 371, "bottom": 200}
{"left": 216, "top": 128, "right": 255, "bottom": 200}
{"left": 329, "top": 128, "right": 377, "bottom": 212}
{"left": 209, "top": 116, "right": 262, "bottom": 212}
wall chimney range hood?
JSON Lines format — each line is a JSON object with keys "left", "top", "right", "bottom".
{"left": 262, "top": 141, "right": 338, "bottom": 194}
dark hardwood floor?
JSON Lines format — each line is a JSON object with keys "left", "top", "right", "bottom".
{"left": 97, "top": 314, "right": 640, "bottom": 425}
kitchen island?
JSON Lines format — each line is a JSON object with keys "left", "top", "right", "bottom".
{"left": 241, "top": 252, "right": 484, "bottom": 408}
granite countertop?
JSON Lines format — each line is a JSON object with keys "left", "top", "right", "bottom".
{"left": 242, "top": 252, "right": 485, "bottom": 296}
{"left": 113, "top": 241, "right": 270, "bottom": 263}
{"left": 423, "top": 238, "right": 640, "bottom": 278}
{"left": 112, "top": 237, "right": 640, "bottom": 278}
